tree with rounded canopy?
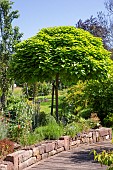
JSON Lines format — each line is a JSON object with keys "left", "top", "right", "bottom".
{"left": 10, "top": 26, "right": 112, "bottom": 120}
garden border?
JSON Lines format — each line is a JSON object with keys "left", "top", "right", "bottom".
{"left": 0, "top": 127, "right": 112, "bottom": 170}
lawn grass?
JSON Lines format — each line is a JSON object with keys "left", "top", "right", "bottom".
{"left": 11, "top": 87, "right": 23, "bottom": 97}
{"left": 39, "top": 90, "right": 67, "bottom": 114}
{"left": 12, "top": 87, "right": 67, "bottom": 114}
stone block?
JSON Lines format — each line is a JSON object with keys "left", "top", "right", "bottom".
{"left": 87, "top": 132, "right": 93, "bottom": 138}
{"left": 95, "top": 131, "right": 99, "bottom": 138}
{"left": 57, "top": 140, "right": 65, "bottom": 149}
{"left": 81, "top": 137, "right": 86, "bottom": 143}
{"left": 32, "top": 147, "right": 40, "bottom": 157}
{"left": 93, "top": 132, "right": 96, "bottom": 143}
{"left": 70, "top": 140, "right": 78, "bottom": 146}
{"left": 45, "top": 143, "right": 54, "bottom": 153}
{"left": 27, "top": 157, "right": 37, "bottom": 166}
{"left": 61, "top": 136, "right": 70, "bottom": 151}
{"left": 99, "top": 136, "right": 103, "bottom": 142}
{"left": 19, "top": 157, "right": 36, "bottom": 170}
{"left": 97, "top": 128, "right": 108, "bottom": 137}
{"left": 76, "top": 139, "right": 81, "bottom": 146}
{"left": 18, "top": 162, "right": 27, "bottom": 170}
{"left": 0, "top": 164, "right": 7, "bottom": 170}
{"left": 0, "top": 161, "right": 13, "bottom": 170}
{"left": 89, "top": 138, "right": 93, "bottom": 144}
{"left": 51, "top": 142, "right": 56, "bottom": 150}
{"left": 81, "top": 134, "right": 87, "bottom": 138}
{"left": 18, "top": 150, "right": 33, "bottom": 163}
{"left": 48, "top": 150, "right": 57, "bottom": 157}
{"left": 56, "top": 147, "right": 64, "bottom": 153}
{"left": 108, "top": 128, "right": 112, "bottom": 139}
{"left": 42, "top": 153, "right": 48, "bottom": 160}
{"left": 5, "top": 150, "right": 24, "bottom": 170}
{"left": 38, "top": 145, "right": 45, "bottom": 155}
{"left": 36, "top": 154, "right": 42, "bottom": 162}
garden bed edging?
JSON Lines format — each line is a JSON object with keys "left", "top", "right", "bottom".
{"left": 0, "top": 127, "right": 112, "bottom": 170}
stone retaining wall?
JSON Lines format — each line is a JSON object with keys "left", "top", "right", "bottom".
{"left": 0, "top": 127, "right": 112, "bottom": 170}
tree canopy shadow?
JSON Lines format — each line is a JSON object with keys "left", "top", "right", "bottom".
{"left": 70, "top": 142, "right": 113, "bottom": 164}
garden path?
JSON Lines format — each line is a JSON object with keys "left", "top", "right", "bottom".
{"left": 25, "top": 140, "right": 113, "bottom": 170}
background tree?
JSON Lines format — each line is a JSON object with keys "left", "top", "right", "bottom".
{"left": 104, "top": 0, "right": 113, "bottom": 57}
{"left": 76, "top": 14, "right": 110, "bottom": 49}
{"left": 10, "top": 26, "right": 112, "bottom": 121}
{"left": 0, "top": 0, "right": 22, "bottom": 110}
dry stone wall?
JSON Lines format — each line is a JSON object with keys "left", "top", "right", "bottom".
{"left": 0, "top": 127, "right": 112, "bottom": 170}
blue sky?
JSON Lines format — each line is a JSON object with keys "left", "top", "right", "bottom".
{"left": 12, "top": 0, "right": 107, "bottom": 40}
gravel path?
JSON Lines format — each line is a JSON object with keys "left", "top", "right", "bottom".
{"left": 25, "top": 140, "right": 113, "bottom": 170}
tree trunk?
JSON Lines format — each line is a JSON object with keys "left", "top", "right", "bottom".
{"left": 33, "top": 83, "right": 37, "bottom": 101}
{"left": 51, "top": 81, "right": 55, "bottom": 116}
{"left": 1, "top": 93, "right": 6, "bottom": 110}
{"left": 1, "top": 70, "right": 8, "bottom": 110}
{"left": 55, "top": 74, "right": 59, "bottom": 121}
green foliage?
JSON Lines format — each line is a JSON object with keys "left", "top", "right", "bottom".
{"left": 19, "top": 132, "right": 40, "bottom": 146}
{"left": 0, "top": 116, "right": 9, "bottom": 140}
{"left": 37, "top": 112, "right": 56, "bottom": 126}
{"left": 23, "top": 81, "right": 52, "bottom": 98}
{"left": 104, "top": 113, "right": 113, "bottom": 127}
{"left": 35, "top": 121, "right": 63, "bottom": 140}
{"left": 9, "top": 25, "right": 112, "bottom": 121}
{"left": 64, "top": 122, "right": 82, "bottom": 137}
{"left": 0, "top": 0, "right": 22, "bottom": 109}
{"left": 87, "top": 113, "right": 100, "bottom": 129}
{"left": 60, "top": 81, "right": 87, "bottom": 117}
{"left": 38, "top": 81, "right": 52, "bottom": 96}
{"left": 6, "top": 96, "right": 33, "bottom": 142}
{"left": 85, "top": 78, "right": 113, "bottom": 123}
{"left": 64, "top": 117, "right": 90, "bottom": 137}
{"left": 93, "top": 150, "right": 113, "bottom": 170}
{"left": 61, "top": 77, "right": 113, "bottom": 125}
{"left": 10, "top": 26, "right": 111, "bottom": 84}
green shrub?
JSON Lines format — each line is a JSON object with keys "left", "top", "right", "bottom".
{"left": 84, "top": 78, "right": 113, "bottom": 124}
{"left": 63, "top": 117, "right": 91, "bottom": 138}
{"left": 93, "top": 150, "right": 113, "bottom": 170}
{"left": 38, "top": 81, "right": 52, "bottom": 96}
{"left": 38, "top": 112, "right": 56, "bottom": 126}
{"left": 35, "top": 122, "right": 63, "bottom": 140}
{"left": 61, "top": 78, "right": 113, "bottom": 126}
{"left": 78, "top": 108, "right": 93, "bottom": 119}
{"left": 19, "top": 132, "right": 41, "bottom": 146}
{"left": 60, "top": 81, "right": 87, "bottom": 117}
{"left": 64, "top": 122, "right": 83, "bottom": 138}
{"left": 103, "top": 113, "right": 113, "bottom": 127}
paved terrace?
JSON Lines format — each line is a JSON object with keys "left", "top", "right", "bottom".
{"left": 25, "top": 140, "right": 113, "bottom": 170}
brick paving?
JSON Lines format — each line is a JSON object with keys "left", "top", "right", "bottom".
{"left": 25, "top": 140, "right": 113, "bottom": 170}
